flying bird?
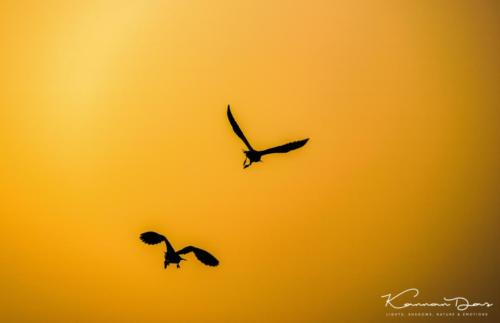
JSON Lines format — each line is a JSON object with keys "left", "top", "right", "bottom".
{"left": 227, "top": 105, "right": 309, "bottom": 168}
{"left": 140, "top": 231, "right": 219, "bottom": 269}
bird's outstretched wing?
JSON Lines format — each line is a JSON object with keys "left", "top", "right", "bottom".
{"left": 140, "top": 231, "right": 174, "bottom": 251}
{"left": 227, "top": 105, "right": 253, "bottom": 150}
{"left": 177, "top": 246, "right": 219, "bottom": 266}
{"left": 140, "top": 231, "right": 166, "bottom": 244}
{"left": 261, "top": 138, "right": 309, "bottom": 155}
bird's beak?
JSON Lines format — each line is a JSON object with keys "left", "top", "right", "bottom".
{"left": 243, "top": 157, "right": 251, "bottom": 168}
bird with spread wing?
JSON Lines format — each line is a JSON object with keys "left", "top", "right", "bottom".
{"left": 140, "top": 231, "right": 219, "bottom": 269}
{"left": 227, "top": 105, "right": 309, "bottom": 168}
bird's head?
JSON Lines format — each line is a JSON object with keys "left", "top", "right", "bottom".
{"left": 243, "top": 150, "right": 261, "bottom": 168}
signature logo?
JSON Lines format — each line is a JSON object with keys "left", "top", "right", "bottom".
{"left": 381, "top": 288, "right": 493, "bottom": 311}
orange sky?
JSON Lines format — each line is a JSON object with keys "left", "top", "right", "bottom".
{"left": 1, "top": 1, "right": 499, "bottom": 322}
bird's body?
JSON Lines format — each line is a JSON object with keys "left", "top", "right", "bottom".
{"left": 164, "top": 251, "right": 183, "bottom": 267}
{"left": 227, "top": 105, "right": 309, "bottom": 168}
{"left": 243, "top": 149, "right": 262, "bottom": 164}
{"left": 163, "top": 241, "right": 184, "bottom": 268}
{"left": 140, "top": 231, "right": 219, "bottom": 269}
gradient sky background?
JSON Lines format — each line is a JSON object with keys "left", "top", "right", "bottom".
{"left": 1, "top": 1, "right": 499, "bottom": 322}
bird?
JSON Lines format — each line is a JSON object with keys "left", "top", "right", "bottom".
{"left": 227, "top": 105, "right": 309, "bottom": 168}
{"left": 140, "top": 231, "right": 219, "bottom": 269}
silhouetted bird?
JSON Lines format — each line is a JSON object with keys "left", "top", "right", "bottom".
{"left": 140, "top": 231, "right": 219, "bottom": 269}
{"left": 227, "top": 105, "right": 309, "bottom": 168}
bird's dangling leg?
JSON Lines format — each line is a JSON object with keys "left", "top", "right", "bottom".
{"left": 177, "top": 264, "right": 180, "bottom": 269}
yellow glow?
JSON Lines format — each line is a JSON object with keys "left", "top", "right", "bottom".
{"left": 1, "top": 1, "right": 499, "bottom": 322}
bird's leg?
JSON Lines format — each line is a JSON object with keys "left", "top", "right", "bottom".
{"left": 177, "top": 264, "right": 180, "bottom": 269}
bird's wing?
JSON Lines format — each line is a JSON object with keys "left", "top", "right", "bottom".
{"left": 140, "top": 231, "right": 174, "bottom": 251}
{"left": 227, "top": 105, "right": 254, "bottom": 150}
{"left": 260, "top": 138, "right": 309, "bottom": 155}
{"left": 177, "top": 246, "right": 219, "bottom": 266}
